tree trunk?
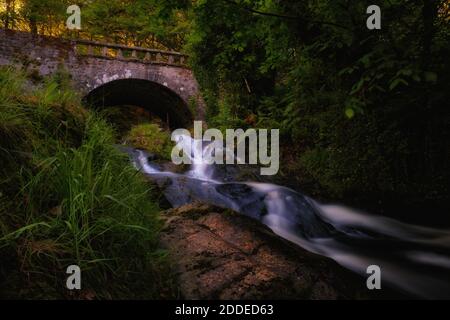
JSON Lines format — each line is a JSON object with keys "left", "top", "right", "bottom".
{"left": 29, "top": 16, "right": 38, "bottom": 35}
{"left": 421, "top": 0, "right": 438, "bottom": 68}
{"left": 4, "top": 0, "right": 12, "bottom": 29}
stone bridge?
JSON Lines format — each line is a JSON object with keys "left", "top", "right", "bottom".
{"left": 0, "top": 29, "right": 204, "bottom": 128}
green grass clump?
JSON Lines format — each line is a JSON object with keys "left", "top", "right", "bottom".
{"left": 124, "top": 123, "right": 173, "bottom": 160}
{"left": 0, "top": 66, "right": 174, "bottom": 299}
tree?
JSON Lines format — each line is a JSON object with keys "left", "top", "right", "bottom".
{"left": 1, "top": 0, "right": 17, "bottom": 29}
{"left": 186, "top": 0, "right": 450, "bottom": 218}
{"left": 19, "top": 0, "right": 68, "bottom": 35}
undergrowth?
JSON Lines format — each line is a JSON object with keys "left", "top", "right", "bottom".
{"left": 0, "top": 66, "right": 175, "bottom": 299}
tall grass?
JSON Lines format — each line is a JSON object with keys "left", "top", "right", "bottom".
{"left": 0, "top": 66, "right": 173, "bottom": 299}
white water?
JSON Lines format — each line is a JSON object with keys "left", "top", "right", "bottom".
{"left": 124, "top": 135, "right": 450, "bottom": 299}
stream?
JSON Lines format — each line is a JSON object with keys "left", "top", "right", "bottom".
{"left": 120, "top": 135, "right": 450, "bottom": 299}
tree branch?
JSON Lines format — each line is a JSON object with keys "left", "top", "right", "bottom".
{"left": 223, "top": 0, "right": 351, "bottom": 30}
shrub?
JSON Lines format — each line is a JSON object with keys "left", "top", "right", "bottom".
{"left": 124, "top": 123, "right": 173, "bottom": 160}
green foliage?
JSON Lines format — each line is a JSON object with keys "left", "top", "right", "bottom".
{"left": 1, "top": 0, "right": 191, "bottom": 50}
{"left": 186, "top": 0, "right": 450, "bottom": 211}
{"left": 125, "top": 123, "right": 173, "bottom": 160}
{"left": 86, "top": 0, "right": 190, "bottom": 49}
{"left": 18, "top": 0, "right": 69, "bottom": 35}
{"left": 0, "top": 66, "right": 173, "bottom": 299}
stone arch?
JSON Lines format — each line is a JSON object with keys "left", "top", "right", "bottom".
{"left": 0, "top": 30, "right": 205, "bottom": 125}
{"left": 83, "top": 78, "right": 193, "bottom": 129}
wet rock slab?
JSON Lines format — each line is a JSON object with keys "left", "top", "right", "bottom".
{"left": 159, "top": 202, "right": 367, "bottom": 299}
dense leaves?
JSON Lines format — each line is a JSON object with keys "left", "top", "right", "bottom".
{"left": 186, "top": 0, "right": 450, "bottom": 221}
{"left": 0, "top": 0, "right": 190, "bottom": 50}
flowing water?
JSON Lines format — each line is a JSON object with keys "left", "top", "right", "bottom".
{"left": 120, "top": 135, "right": 450, "bottom": 299}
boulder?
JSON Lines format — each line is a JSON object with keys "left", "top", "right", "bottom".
{"left": 159, "top": 202, "right": 371, "bottom": 300}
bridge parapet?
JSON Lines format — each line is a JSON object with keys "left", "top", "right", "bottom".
{"left": 74, "top": 39, "right": 189, "bottom": 67}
